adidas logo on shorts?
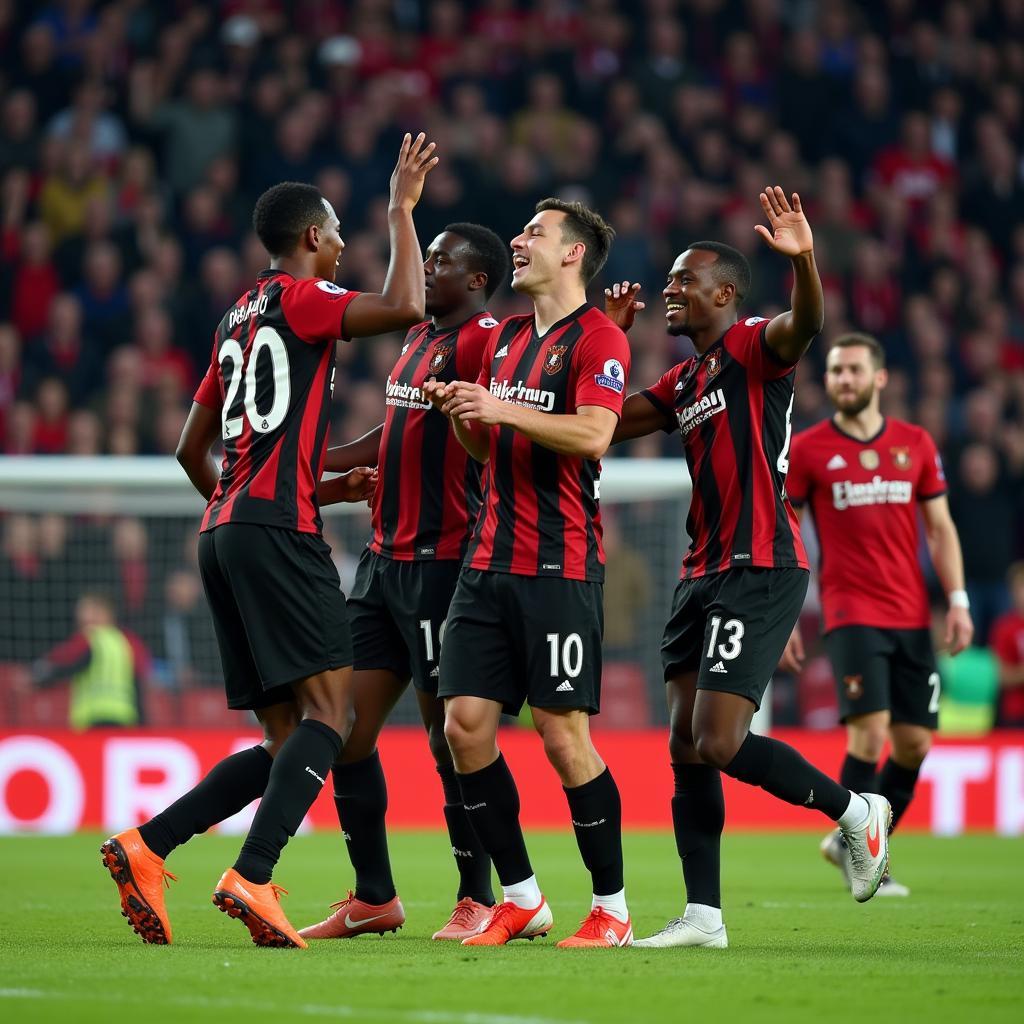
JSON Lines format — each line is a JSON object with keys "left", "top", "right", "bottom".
{"left": 709, "top": 661, "right": 728, "bottom": 674}
{"left": 555, "top": 680, "right": 575, "bottom": 692}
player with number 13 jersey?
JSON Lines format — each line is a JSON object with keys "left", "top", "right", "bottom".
{"left": 609, "top": 187, "right": 893, "bottom": 953}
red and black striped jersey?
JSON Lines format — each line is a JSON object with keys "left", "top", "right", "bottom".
{"left": 369, "top": 313, "right": 496, "bottom": 561}
{"left": 642, "top": 316, "right": 807, "bottom": 579}
{"left": 466, "top": 303, "right": 631, "bottom": 583}
{"left": 193, "top": 269, "right": 360, "bottom": 535}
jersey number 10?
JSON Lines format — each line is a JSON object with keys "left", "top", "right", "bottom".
{"left": 219, "top": 327, "right": 292, "bottom": 440}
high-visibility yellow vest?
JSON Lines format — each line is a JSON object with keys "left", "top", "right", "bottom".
{"left": 69, "top": 625, "right": 138, "bottom": 730}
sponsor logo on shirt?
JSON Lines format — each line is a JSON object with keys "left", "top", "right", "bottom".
{"left": 489, "top": 377, "right": 555, "bottom": 412}
{"left": 494, "top": 344, "right": 509, "bottom": 359}
{"left": 831, "top": 476, "right": 913, "bottom": 510}
{"left": 595, "top": 358, "right": 625, "bottom": 393}
{"left": 676, "top": 387, "right": 726, "bottom": 437}
{"left": 826, "top": 454, "right": 847, "bottom": 470}
{"left": 228, "top": 293, "right": 268, "bottom": 329}
{"left": 385, "top": 376, "right": 431, "bottom": 409}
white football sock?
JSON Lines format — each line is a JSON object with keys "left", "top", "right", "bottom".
{"left": 837, "top": 793, "right": 870, "bottom": 831}
{"left": 502, "top": 874, "right": 542, "bottom": 909}
{"left": 591, "top": 888, "right": 628, "bottom": 924}
{"left": 683, "top": 902, "right": 723, "bottom": 931}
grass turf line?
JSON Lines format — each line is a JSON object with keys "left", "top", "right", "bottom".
{"left": 0, "top": 831, "right": 1022, "bottom": 1024}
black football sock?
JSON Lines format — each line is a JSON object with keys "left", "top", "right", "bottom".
{"left": 563, "top": 767, "right": 624, "bottom": 896}
{"left": 332, "top": 751, "right": 396, "bottom": 905}
{"left": 437, "top": 761, "right": 494, "bottom": 906}
{"left": 139, "top": 745, "right": 273, "bottom": 860}
{"left": 456, "top": 754, "right": 533, "bottom": 887}
{"left": 840, "top": 753, "right": 878, "bottom": 794}
{"left": 671, "top": 763, "right": 724, "bottom": 909}
{"left": 723, "top": 732, "right": 851, "bottom": 821}
{"left": 233, "top": 719, "right": 341, "bottom": 885}
{"left": 877, "top": 757, "right": 921, "bottom": 831}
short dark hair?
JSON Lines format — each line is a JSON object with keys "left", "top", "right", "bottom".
{"left": 253, "top": 182, "right": 329, "bottom": 257}
{"left": 444, "top": 222, "right": 511, "bottom": 300}
{"left": 686, "top": 241, "right": 751, "bottom": 307}
{"left": 535, "top": 197, "right": 615, "bottom": 285}
{"left": 832, "top": 332, "right": 886, "bottom": 369}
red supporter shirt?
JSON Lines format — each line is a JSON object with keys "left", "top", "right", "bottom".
{"left": 787, "top": 417, "right": 946, "bottom": 632}
{"left": 193, "top": 270, "right": 360, "bottom": 535}
{"left": 641, "top": 316, "right": 807, "bottom": 579}
{"left": 465, "top": 303, "right": 630, "bottom": 583}
{"left": 369, "top": 313, "right": 495, "bottom": 561}
{"left": 990, "top": 611, "right": 1024, "bottom": 723}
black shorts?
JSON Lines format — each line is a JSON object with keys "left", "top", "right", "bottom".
{"left": 347, "top": 549, "right": 462, "bottom": 694}
{"left": 438, "top": 569, "right": 603, "bottom": 715}
{"left": 824, "top": 625, "right": 940, "bottom": 728}
{"left": 661, "top": 567, "right": 809, "bottom": 709}
{"left": 197, "top": 523, "right": 353, "bottom": 711}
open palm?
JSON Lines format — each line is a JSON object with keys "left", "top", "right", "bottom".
{"left": 755, "top": 186, "right": 813, "bottom": 256}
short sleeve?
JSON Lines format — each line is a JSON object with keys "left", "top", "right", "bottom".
{"left": 916, "top": 430, "right": 947, "bottom": 501}
{"left": 458, "top": 314, "right": 499, "bottom": 381}
{"left": 280, "top": 278, "right": 361, "bottom": 343}
{"left": 640, "top": 363, "right": 686, "bottom": 434}
{"left": 193, "top": 338, "right": 221, "bottom": 409}
{"left": 786, "top": 429, "right": 813, "bottom": 506}
{"left": 571, "top": 323, "right": 632, "bottom": 417}
{"left": 722, "top": 316, "right": 796, "bottom": 381}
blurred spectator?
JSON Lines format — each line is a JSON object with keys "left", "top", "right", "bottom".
{"left": 990, "top": 562, "right": 1024, "bottom": 728}
{"left": 32, "top": 376, "right": 69, "bottom": 454}
{"left": 158, "top": 569, "right": 219, "bottom": 690}
{"left": 9, "top": 221, "right": 61, "bottom": 342}
{"left": 23, "top": 293, "right": 101, "bottom": 407}
{"left": 0, "top": 89, "right": 40, "bottom": 174}
{"left": 38, "top": 141, "right": 109, "bottom": 243}
{"left": 23, "top": 591, "right": 147, "bottom": 731}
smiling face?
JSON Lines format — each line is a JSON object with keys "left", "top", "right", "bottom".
{"left": 825, "top": 344, "right": 887, "bottom": 416}
{"left": 423, "top": 231, "right": 483, "bottom": 317}
{"left": 313, "top": 198, "right": 345, "bottom": 281}
{"left": 662, "top": 248, "right": 734, "bottom": 336}
{"left": 509, "top": 209, "right": 582, "bottom": 296}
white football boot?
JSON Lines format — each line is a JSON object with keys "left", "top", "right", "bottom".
{"left": 633, "top": 912, "right": 728, "bottom": 949}
{"left": 840, "top": 793, "right": 892, "bottom": 903}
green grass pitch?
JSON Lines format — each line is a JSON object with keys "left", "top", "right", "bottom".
{"left": 1, "top": 830, "right": 1022, "bottom": 1023}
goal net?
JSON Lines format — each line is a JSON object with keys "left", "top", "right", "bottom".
{"left": 0, "top": 456, "right": 691, "bottom": 730}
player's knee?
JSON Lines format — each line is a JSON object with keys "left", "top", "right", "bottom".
{"left": 442, "top": 711, "right": 477, "bottom": 758}
{"left": 668, "top": 728, "right": 698, "bottom": 765}
{"left": 693, "top": 729, "right": 741, "bottom": 770}
{"left": 893, "top": 733, "right": 932, "bottom": 768}
{"left": 540, "top": 729, "right": 585, "bottom": 776}
{"left": 850, "top": 726, "right": 888, "bottom": 763}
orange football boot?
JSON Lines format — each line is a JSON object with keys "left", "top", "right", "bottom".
{"left": 432, "top": 898, "right": 493, "bottom": 941}
{"left": 461, "top": 898, "right": 553, "bottom": 946}
{"left": 212, "top": 868, "right": 307, "bottom": 949}
{"left": 100, "top": 828, "right": 177, "bottom": 945}
{"left": 556, "top": 907, "right": 633, "bottom": 948}
{"left": 298, "top": 891, "right": 405, "bottom": 939}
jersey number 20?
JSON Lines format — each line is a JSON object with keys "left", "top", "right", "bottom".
{"left": 219, "top": 327, "right": 291, "bottom": 440}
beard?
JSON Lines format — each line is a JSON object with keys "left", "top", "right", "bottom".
{"left": 667, "top": 321, "right": 690, "bottom": 337}
{"left": 832, "top": 386, "right": 874, "bottom": 415}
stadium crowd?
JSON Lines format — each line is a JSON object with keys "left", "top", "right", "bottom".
{"left": 1, "top": 0, "right": 1022, "bottom": 728}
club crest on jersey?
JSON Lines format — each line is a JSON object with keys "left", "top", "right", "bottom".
{"left": 429, "top": 344, "right": 454, "bottom": 374}
{"left": 844, "top": 675, "right": 864, "bottom": 700}
{"left": 544, "top": 345, "right": 568, "bottom": 374}
{"left": 705, "top": 351, "right": 722, "bottom": 380}
{"left": 859, "top": 449, "right": 880, "bottom": 470}
{"left": 890, "top": 446, "right": 912, "bottom": 469}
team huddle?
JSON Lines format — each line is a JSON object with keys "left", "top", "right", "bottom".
{"left": 99, "top": 133, "right": 973, "bottom": 951}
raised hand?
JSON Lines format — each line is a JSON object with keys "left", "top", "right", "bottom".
{"left": 755, "top": 186, "right": 813, "bottom": 257}
{"left": 319, "top": 466, "right": 378, "bottom": 506}
{"left": 389, "top": 132, "right": 439, "bottom": 212}
{"left": 604, "top": 281, "right": 645, "bottom": 332}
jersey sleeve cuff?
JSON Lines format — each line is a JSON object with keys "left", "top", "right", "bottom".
{"left": 918, "top": 489, "right": 947, "bottom": 502}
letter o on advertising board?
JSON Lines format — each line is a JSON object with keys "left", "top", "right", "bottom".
{"left": 0, "top": 736, "right": 84, "bottom": 834}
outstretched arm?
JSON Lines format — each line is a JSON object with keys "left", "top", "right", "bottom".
{"left": 757, "top": 187, "right": 824, "bottom": 365}
{"left": 323, "top": 425, "right": 383, "bottom": 474}
{"left": 176, "top": 402, "right": 222, "bottom": 500}
{"left": 611, "top": 392, "right": 671, "bottom": 444}
{"left": 341, "top": 133, "right": 438, "bottom": 338}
